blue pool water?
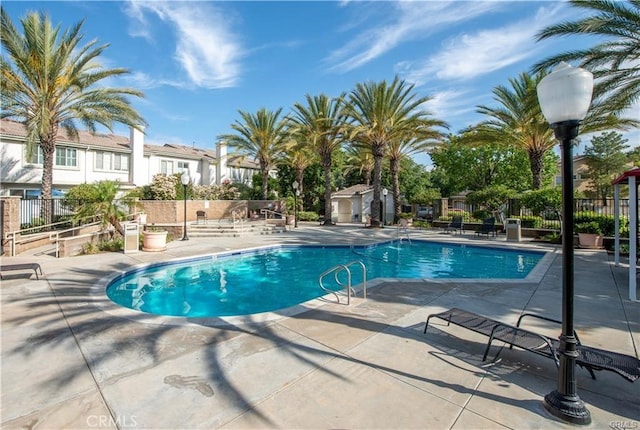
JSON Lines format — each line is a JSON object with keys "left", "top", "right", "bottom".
{"left": 106, "top": 240, "right": 544, "bottom": 318}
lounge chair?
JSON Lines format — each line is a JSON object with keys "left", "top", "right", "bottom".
{"left": 475, "top": 217, "right": 497, "bottom": 237}
{"left": 0, "top": 263, "right": 43, "bottom": 280}
{"left": 445, "top": 216, "right": 463, "bottom": 234}
{"left": 424, "top": 307, "right": 640, "bottom": 382}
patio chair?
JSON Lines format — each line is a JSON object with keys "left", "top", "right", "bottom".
{"left": 475, "top": 217, "right": 497, "bottom": 238}
{"left": 0, "top": 263, "right": 43, "bottom": 280}
{"left": 196, "top": 210, "right": 207, "bottom": 224}
{"left": 445, "top": 216, "right": 463, "bottom": 234}
{"left": 424, "top": 307, "right": 640, "bottom": 382}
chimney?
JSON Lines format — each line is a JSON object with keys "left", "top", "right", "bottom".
{"left": 216, "top": 140, "right": 228, "bottom": 185}
{"left": 130, "top": 126, "right": 145, "bottom": 186}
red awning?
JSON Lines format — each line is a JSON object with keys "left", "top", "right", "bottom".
{"left": 612, "top": 167, "right": 640, "bottom": 185}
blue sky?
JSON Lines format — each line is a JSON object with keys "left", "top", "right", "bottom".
{"left": 3, "top": 1, "right": 638, "bottom": 167}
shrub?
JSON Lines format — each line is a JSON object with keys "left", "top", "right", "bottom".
{"left": 98, "top": 238, "right": 124, "bottom": 252}
{"left": 81, "top": 242, "right": 100, "bottom": 255}
{"left": 472, "top": 209, "right": 492, "bottom": 221}
{"left": 575, "top": 221, "right": 603, "bottom": 235}
{"left": 413, "top": 220, "right": 431, "bottom": 229}
{"left": 518, "top": 215, "right": 543, "bottom": 229}
{"left": 399, "top": 212, "right": 413, "bottom": 219}
{"left": 297, "top": 211, "right": 319, "bottom": 221}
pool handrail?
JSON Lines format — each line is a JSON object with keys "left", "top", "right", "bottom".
{"left": 318, "top": 260, "right": 367, "bottom": 305}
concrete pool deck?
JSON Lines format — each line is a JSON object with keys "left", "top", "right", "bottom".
{"left": 1, "top": 224, "right": 639, "bottom": 429}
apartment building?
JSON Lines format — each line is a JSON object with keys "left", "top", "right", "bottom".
{"left": 0, "top": 119, "right": 269, "bottom": 197}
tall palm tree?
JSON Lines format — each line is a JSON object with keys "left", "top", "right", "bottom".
{"left": 471, "top": 72, "right": 556, "bottom": 190}
{"left": 288, "top": 94, "right": 347, "bottom": 225}
{"left": 0, "top": 8, "right": 146, "bottom": 222}
{"left": 346, "top": 76, "right": 446, "bottom": 227}
{"left": 344, "top": 143, "right": 374, "bottom": 186}
{"left": 387, "top": 131, "right": 445, "bottom": 222}
{"left": 281, "top": 136, "right": 315, "bottom": 208}
{"left": 534, "top": 0, "right": 640, "bottom": 114}
{"left": 218, "top": 108, "right": 288, "bottom": 200}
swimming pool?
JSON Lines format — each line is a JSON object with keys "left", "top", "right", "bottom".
{"left": 106, "top": 240, "right": 546, "bottom": 318}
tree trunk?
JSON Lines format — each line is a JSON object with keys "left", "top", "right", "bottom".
{"left": 296, "top": 168, "right": 304, "bottom": 211}
{"left": 390, "top": 156, "right": 401, "bottom": 224}
{"left": 322, "top": 156, "right": 333, "bottom": 225}
{"left": 40, "top": 132, "right": 57, "bottom": 225}
{"left": 261, "top": 167, "right": 269, "bottom": 200}
{"left": 528, "top": 149, "right": 545, "bottom": 190}
{"left": 370, "top": 144, "right": 385, "bottom": 228}
{"left": 363, "top": 167, "right": 372, "bottom": 186}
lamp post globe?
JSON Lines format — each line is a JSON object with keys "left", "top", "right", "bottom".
{"left": 181, "top": 170, "right": 190, "bottom": 241}
{"left": 537, "top": 62, "right": 593, "bottom": 425}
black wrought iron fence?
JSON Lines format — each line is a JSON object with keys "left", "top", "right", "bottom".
{"left": 19, "top": 198, "right": 80, "bottom": 232}
{"left": 444, "top": 198, "right": 633, "bottom": 232}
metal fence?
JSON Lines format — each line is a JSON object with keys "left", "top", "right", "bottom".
{"left": 445, "top": 198, "right": 634, "bottom": 231}
{"left": 19, "top": 198, "right": 79, "bottom": 231}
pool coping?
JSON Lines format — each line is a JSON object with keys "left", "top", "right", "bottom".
{"left": 90, "top": 240, "right": 557, "bottom": 327}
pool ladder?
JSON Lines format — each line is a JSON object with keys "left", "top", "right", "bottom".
{"left": 318, "top": 260, "right": 367, "bottom": 305}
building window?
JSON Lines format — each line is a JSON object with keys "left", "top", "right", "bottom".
{"left": 177, "top": 161, "right": 189, "bottom": 173}
{"left": 161, "top": 160, "right": 174, "bottom": 175}
{"left": 95, "top": 151, "right": 129, "bottom": 172}
{"left": 55, "top": 147, "right": 77, "bottom": 167}
{"left": 27, "top": 146, "right": 77, "bottom": 167}
{"left": 27, "top": 146, "right": 44, "bottom": 164}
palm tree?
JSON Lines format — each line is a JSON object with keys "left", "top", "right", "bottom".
{"left": 0, "top": 9, "right": 145, "bottom": 222}
{"left": 218, "top": 108, "right": 288, "bottom": 200}
{"left": 281, "top": 136, "right": 315, "bottom": 209}
{"left": 344, "top": 144, "right": 374, "bottom": 186}
{"left": 288, "top": 94, "right": 347, "bottom": 225}
{"left": 346, "top": 76, "right": 446, "bottom": 227}
{"left": 534, "top": 0, "right": 640, "bottom": 114}
{"left": 387, "top": 131, "right": 445, "bottom": 223}
{"left": 471, "top": 72, "right": 556, "bottom": 190}
{"left": 64, "top": 180, "right": 129, "bottom": 236}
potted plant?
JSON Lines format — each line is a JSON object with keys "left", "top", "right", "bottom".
{"left": 142, "top": 225, "right": 167, "bottom": 251}
{"left": 399, "top": 212, "right": 413, "bottom": 226}
{"left": 575, "top": 221, "right": 603, "bottom": 248}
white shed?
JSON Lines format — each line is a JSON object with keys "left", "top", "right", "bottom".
{"left": 330, "top": 184, "right": 394, "bottom": 224}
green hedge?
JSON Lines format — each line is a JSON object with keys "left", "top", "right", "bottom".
{"left": 516, "top": 215, "right": 543, "bottom": 228}
{"left": 574, "top": 212, "right": 626, "bottom": 237}
{"left": 297, "top": 211, "right": 319, "bottom": 221}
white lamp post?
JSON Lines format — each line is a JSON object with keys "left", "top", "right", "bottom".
{"left": 537, "top": 62, "right": 593, "bottom": 425}
{"left": 382, "top": 188, "right": 388, "bottom": 226}
{"left": 181, "top": 170, "right": 190, "bottom": 241}
{"left": 292, "top": 180, "right": 299, "bottom": 228}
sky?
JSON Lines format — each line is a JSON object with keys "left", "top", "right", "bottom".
{"left": 2, "top": 0, "right": 638, "bottom": 168}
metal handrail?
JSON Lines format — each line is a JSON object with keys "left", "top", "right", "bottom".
{"left": 4, "top": 213, "right": 129, "bottom": 256}
{"left": 318, "top": 260, "right": 367, "bottom": 305}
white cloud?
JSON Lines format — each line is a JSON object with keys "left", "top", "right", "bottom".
{"left": 401, "top": 3, "right": 567, "bottom": 83}
{"left": 124, "top": 1, "right": 243, "bottom": 89}
{"left": 325, "top": 1, "right": 503, "bottom": 73}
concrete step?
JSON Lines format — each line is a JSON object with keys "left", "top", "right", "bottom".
{"left": 188, "top": 223, "right": 286, "bottom": 237}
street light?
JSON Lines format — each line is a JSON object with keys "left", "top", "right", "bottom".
{"left": 292, "top": 180, "right": 299, "bottom": 228}
{"left": 382, "top": 188, "right": 388, "bottom": 226}
{"left": 537, "top": 62, "right": 593, "bottom": 425}
{"left": 181, "top": 170, "right": 190, "bottom": 241}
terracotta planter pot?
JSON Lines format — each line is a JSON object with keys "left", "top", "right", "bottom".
{"left": 578, "top": 233, "right": 602, "bottom": 249}
{"left": 142, "top": 230, "right": 167, "bottom": 252}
